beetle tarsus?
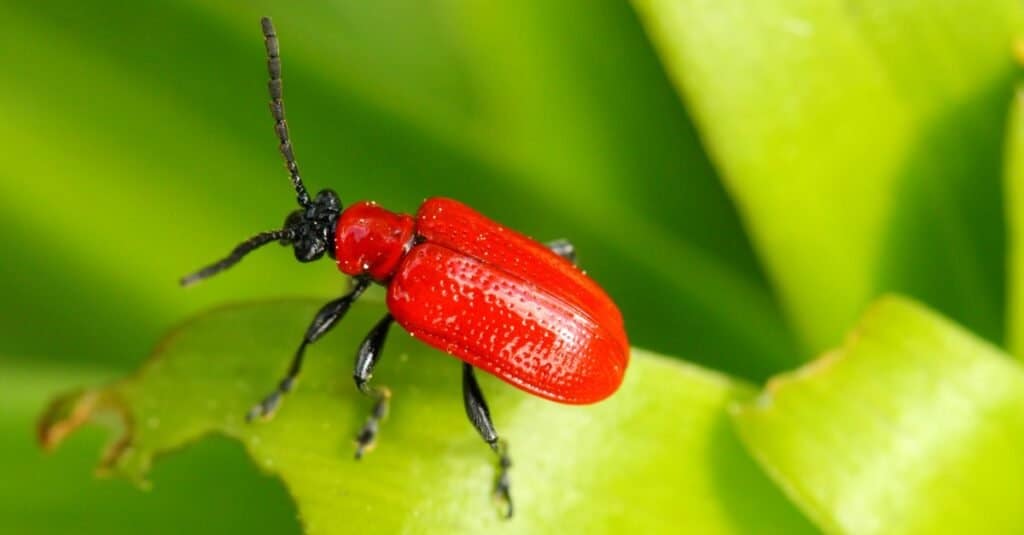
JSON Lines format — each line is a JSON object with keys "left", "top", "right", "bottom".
{"left": 352, "top": 314, "right": 395, "bottom": 458}
{"left": 492, "top": 439, "right": 514, "bottom": 518}
{"left": 354, "top": 387, "right": 390, "bottom": 459}
{"left": 246, "top": 376, "right": 295, "bottom": 422}
{"left": 246, "top": 393, "right": 280, "bottom": 422}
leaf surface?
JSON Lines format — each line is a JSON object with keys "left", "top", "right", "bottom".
{"left": 633, "top": 0, "right": 1023, "bottom": 352}
{"left": 1006, "top": 86, "right": 1024, "bottom": 357}
{"left": 1, "top": 363, "right": 301, "bottom": 535}
{"left": 733, "top": 296, "right": 1024, "bottom": 534}
{"left": 39, "top": 300, "right": 815, "bottom": 534}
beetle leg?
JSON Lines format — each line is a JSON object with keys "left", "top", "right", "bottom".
{"left": 353, "top": 314, "right": 395, "bottom": 459}
{"left": 545, "top": 238, "right": 576, "bottom": 264}
{"left": 247, "top": 279, "right": 370, "bottom": 422}
{"left": 462, "top": 362, "right": 514, "bottom": 518}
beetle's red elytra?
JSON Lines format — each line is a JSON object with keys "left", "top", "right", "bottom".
{"left": 180, "top": 17, "right": 629, "bottom": 519}
{"left": 377, "top": 198, "right": 629, "bottom": 404}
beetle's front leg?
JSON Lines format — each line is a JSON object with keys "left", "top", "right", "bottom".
{"left": 353, "top": 314, "right": 395, "bottom": 459}
{"left": 247, "top": 279, "right": 370, "bottom": 421}
{"left": 462, "top": 362, "right": 514, "bottom": 518}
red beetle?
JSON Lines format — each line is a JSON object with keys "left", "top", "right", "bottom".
{"left": 182, "top": 18, "right": 628, "bottom": 517}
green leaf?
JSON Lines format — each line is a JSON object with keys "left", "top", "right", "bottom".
{"left": 0, "top": 0, "right": 797, "bottom": 378}
{"left": 39, "top": 300, "right": 815, "bottom": 534}
{"left": 632, "top": 0, "right": 1022, "bottom": 352}
{"left": 732, "top": 296, "right": 1024, "bottom": 534}
{"left": 1, "top": 363, "right": 301, "bottom": 535}
{"left": 1006, "top": 85, "right": 1024, "bottom": 357}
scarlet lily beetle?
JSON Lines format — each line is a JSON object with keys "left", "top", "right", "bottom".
{"left": 181, "top": 17, "right": 629, "bottom": 517}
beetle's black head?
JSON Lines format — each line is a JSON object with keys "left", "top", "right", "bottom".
{"left": 283, "top": 189, "right": 341, "bottom": 262}
{"left": 179, "top": 18, "right": 346, "bottom": 288}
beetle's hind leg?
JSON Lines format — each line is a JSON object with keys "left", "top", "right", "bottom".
{"left": 462, "top": 362, "right": 514, "bottom": 518}
{"left": 247, "top": 280, "right": 369, "bottom": 421}
{"left": 545, "top": 238, "right": 576, "bottom": 264}
{"left": 353, "top": 314, "right": 395, "bottom": 459}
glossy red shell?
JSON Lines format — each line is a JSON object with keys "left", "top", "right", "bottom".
{"left": 336, "top": 197, "right": 629, "bottom": 404}
{"left": 335, "top": 201, "right": 415, "bottom": 282}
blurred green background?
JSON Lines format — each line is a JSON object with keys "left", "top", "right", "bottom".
{"left": 2, "top": 0, "right": 1021, "bottom": 533}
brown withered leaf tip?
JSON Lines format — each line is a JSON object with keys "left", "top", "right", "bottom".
{"left": 37, "top": 388, "right": 134, "bottom": 475}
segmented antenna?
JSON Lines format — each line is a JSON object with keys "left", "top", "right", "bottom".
{"left": 180, "top": 229, "right": 294, "bottom": 287}
{"left": 261, "top": 17, "right": 311, "bottom": 208}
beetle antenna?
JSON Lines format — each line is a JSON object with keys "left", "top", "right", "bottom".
{"left": 180, "top": 229, "right": 295, "bottom": 287}
{"left": 261, "top": 17, "right": 312, "bottom": 208}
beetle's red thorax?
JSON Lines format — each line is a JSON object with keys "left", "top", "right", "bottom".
{"left": 335, "top": 201, "right": 416, "bottom": 282}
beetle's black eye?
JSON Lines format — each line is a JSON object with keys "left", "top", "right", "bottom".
{"left": 293, "top": 236, "right": 326, "bottom": 262}
{"left": 314, "top": 189, "right": 341, "bottom": 212}
{"left": 284, "top": 209, "right": 303, "bottom": 229}
{"left": 281, "top": 210, "right": 304, "bottom": 244}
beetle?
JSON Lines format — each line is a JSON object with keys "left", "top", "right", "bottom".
{"left": 181, "top": 17, "right": 629, "bottom": 517}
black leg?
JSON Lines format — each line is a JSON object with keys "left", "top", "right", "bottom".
{"left": 353, "top": 314, "right": 395, "bottom": 459}
{"left": 546, "top": 238, "right": 576, "bottom": 264}
{"left": 247, "top": 279, "right": 370, "bottom": 421}
{"left": 463, "top": 362, "right": 514, "bottom": 518}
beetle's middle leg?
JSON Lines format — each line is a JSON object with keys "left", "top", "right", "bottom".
{"left": 462, "top": 362, "right": 514, "bottom": 518}
{"left": 247, "top": 279, "right": 370, "bottom": 422}
{"left": 353, "top": 314, "right": 395, "bottom": 459}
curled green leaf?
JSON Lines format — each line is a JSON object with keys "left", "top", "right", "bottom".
{"left": 632, "top": 0, "right": 1021, "bottom": 353}
{"left": 733, "top": 296, "right": 1024, "bottom": 534}
{"left": 1006, "top": 85, "right": 1024, "bottom": 357}
{"left": 39, "top": 300, "right": 813, "bottom": 534}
